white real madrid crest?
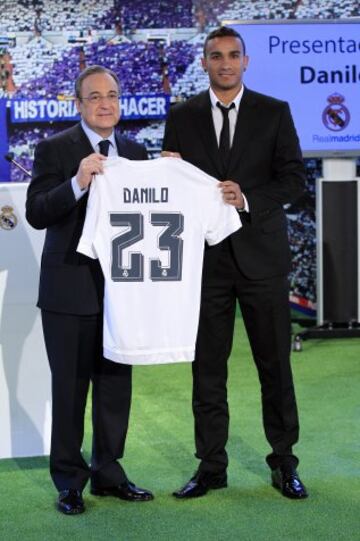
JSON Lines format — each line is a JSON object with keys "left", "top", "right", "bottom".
{"left": 322, "top": 93, "right": 350, "bottom": 132}
{"left": 0, "top": 205, "right": 18, "bottom": 230}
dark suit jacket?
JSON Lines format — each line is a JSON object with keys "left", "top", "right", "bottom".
{"left": 163, "top": 87, "right": 306, "bottom": 280}
{"left": 26, "top": 123, "right": 147, "bottom": 314}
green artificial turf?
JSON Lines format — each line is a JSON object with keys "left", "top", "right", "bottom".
{"left": 0, "top": 316, "right": 359, "bottom": 541}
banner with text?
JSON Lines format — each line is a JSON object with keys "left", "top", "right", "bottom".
{"left": 10, "top": 93, "right": 170, "bottom": 123}
{"left": 231, "top": 20, "right": 360, "bottom": 156}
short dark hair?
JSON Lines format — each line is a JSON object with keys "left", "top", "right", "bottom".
{"left": 75, "top": 65, "right": 120, "bottom": 98}
{"left": 203, "top": 26, "right": 246, "bottom": 57}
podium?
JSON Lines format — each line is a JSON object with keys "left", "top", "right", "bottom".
{"left": 293, "top": 159, "right": 360, "bottom": 350}
{"left": 0, "top": 183, "right": 51, "bottom": 458}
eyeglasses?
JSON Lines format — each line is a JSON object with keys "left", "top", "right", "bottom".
{"left": 80, "top": 92, "right": 120, "bottom": 104}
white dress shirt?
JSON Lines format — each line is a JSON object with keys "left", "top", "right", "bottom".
{"left": 209, "top": 86, "right": 244, "bottom": 147}
{"left": 72, "top": 119, "right": 118, "bottom": 200}
{"left": 209, "top": 86, "right": 249, "bottom": 212}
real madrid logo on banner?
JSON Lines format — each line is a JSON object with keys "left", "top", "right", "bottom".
{"left": 0, "top": 205, "right": 18, "bottom": 230}
{"left": 322, "top": 93, "right": 350, "bottom": 132}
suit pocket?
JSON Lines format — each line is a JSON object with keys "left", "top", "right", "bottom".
{"left": 261, "top": 211, "right": 287, "bottom": 234}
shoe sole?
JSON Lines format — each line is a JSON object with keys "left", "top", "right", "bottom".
{"left": 90, "top": 489, "right": 153, "bottom": 501}
{"left": 57, "top": 505, "right": 85, "bottom": 515}
{"left": 173, "top": 482, "right": 227, "bottom": 499}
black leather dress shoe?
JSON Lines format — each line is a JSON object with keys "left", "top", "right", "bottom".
{"left": 91, "top": 481, "right": 154, "bottom": 501}
{"left": 173, "top": 472, "right": 227, "bottom": 499}
{"left": 271, "top": 468, "right": 308, "bottom": 499}
{"left": 57, "top": 489, "right": 85, "bottom": 515}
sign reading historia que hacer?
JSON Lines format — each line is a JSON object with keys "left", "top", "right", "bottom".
{"left": 9, "top": 93, "right": 170, "bottom": 123}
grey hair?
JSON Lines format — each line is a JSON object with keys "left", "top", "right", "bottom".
{"left": 75, "top": 65, "right": 120, "bottom": 98}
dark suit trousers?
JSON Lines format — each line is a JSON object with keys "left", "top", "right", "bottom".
{"left": 193, "top": 241, "right": 299, "bottom": 474}
{"left": 41, "top": 310, "right": 132, "bottom": 491}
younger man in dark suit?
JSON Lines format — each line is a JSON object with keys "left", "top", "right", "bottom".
{"left": 163, "top": 27, "right": 308, "bottom": 500}
{"left": 26, "top": 65, "right": 153, "bottom": 514}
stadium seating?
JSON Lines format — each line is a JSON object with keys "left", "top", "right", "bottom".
{"left": 11, "top": 38, "right": 195, "bottom": 97}
{"left": 1, "top": 0, "right": 359, "bottom": 35}
{"left": 98, "top": 0, "right": 194, "bottom": 30}
{"left": 295, "top": 0, "right": 359, "bottom": 19}
{"left": 0, "top": 0, "right": 112, "bottom": 32}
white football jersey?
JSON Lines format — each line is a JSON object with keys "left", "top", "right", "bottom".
{"left": 77, "top": 157, "right": 241, "bottom": 365}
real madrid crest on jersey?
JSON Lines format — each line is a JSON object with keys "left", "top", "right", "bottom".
{"left": 322, "top": 93, "right": 350, "bottom": 132}
{"left": 0, "top": 205, "right": 18, "bottom": 230}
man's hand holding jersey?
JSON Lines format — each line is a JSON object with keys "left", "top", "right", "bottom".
{"left": 76, "top": 153, "right": 107, "bottom": 190}
{"left": 161, "top": 151, "right": 245, "bottom": 210}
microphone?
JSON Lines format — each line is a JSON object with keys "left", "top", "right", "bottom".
{"left": 4, "top": 152, "right": 31, "bottom": 178}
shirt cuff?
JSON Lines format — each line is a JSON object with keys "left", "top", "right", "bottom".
{"left": 72, "top": 176, "right": 88, "bottom": 201}
{"left": 237, "top": 194, "right": 249, "bottom": 213}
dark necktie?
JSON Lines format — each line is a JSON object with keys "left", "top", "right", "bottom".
{"left": 99, "top": 139, "right": 111, "bottom": 156}
{"left": 217, "top": 102, "right": 235, "bottom": 174}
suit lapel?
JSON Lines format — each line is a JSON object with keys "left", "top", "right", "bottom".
{"left": 195, "top": 89, "right": 258, "bottom": 179}
{"left": 69, "top": 124, "right": 94, "bottom": 166}
{"left": 196, "top": 91, "right": 224, "bottom": 178}
{"left": 70, "top": 124, "right": 126, "bottom": 159}
{"left": 228, "top": 87, "right": 258, "bottom": 174}
{"left": 115, "top": 133, "right": 126, "bottom": 157}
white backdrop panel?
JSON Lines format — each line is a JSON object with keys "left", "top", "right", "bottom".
{"left": 0, "top": 182, "right": 51, "bottom": 459}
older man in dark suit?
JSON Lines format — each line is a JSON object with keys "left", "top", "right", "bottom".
{"left": 163, "top": 27, "right": 308, "bottom": 500}
{"left": 26, "top": 65, "right": 153, "bottom": 514}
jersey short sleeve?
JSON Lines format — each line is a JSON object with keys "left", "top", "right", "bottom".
{"left": 76, "top": 179, "right": 100, "bottom": 259}
{"left": 205, "top": 182, "right": 242, "bottom": 246}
